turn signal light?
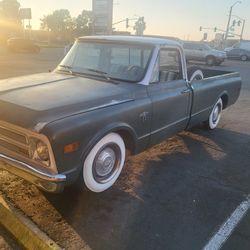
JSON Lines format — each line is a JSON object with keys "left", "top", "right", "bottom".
{"left": 64, "top": 142, "right": 80, "bottom": 154}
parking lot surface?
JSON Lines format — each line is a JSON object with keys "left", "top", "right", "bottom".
{"left": 0, "top": 48, "right": 250, "bottom": 250}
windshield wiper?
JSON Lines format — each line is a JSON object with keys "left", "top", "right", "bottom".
{"left": 58, "top": 65, "right": 73, "bottom": 74}
{"left": 85, "top": 68, "right": 117, "bottom": 83}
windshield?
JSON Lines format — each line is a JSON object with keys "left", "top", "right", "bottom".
{"left": 57, "top": 41, "right": 153, "bottom": 82}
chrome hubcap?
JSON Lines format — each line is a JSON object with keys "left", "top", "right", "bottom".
{"left": 93, "top": 144, "right": 121, "bottom": 184}
{"left": 95, "top": 148, "right": 116, "bottom": 177}
{"left": 212, "top": 104, "right": 222, "bottom": 124}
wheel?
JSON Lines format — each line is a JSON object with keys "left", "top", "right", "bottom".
{"left": 188, "top": 69, "right": 204, "bottom": 82}
{"left": 83, "top": 133, "right": 126, "bottom": 193}
{"left": 215, "top": 62, "right": 222, "bottom": 66}
{"left": 206, "top": 56, "right": 215, "bottom": 66}
{"left": 187, "top": 66, "right": 204, "bottom": 81}
{"left": 205, "top": 98, "right": 223, "bottom": 130}
{"left": 241, "top": 55, "right": 248, "bottom": 61}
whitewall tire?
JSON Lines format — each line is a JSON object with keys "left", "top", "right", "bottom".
{"left": 206, "top": 98, "right": 223, "bottom": 130}
{"left": 190, "top": 69, "right": 204, "bottom": 81}
{"left": 83, "top": 133, "right": 126, "bottom": 193}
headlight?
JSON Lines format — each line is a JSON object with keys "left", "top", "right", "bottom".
{"left": 29, "top": 138, "right": 50, "bottom": 166}
{"left": 36, "top": 141, "right": 49, "bottom": 162}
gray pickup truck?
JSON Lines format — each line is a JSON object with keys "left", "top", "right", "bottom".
{"left": 0, "top": 36, "right": 241, "bottom": 193}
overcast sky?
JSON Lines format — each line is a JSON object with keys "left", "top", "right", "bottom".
{"left": 19, "top": 0, "right": 250, "bottom": 41}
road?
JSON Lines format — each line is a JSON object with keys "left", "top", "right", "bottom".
{"left": 0, "top": 48, "right": 250, "bottom": 250}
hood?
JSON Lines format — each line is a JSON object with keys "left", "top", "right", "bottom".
{"left": 224, "top": 47, "right": 233, "bottom": 52}
{"left": 211, "top": 48, "right": 226, "bottom": 55}
{"left": 0, "top": 73, "right": 135, "bottom": 131}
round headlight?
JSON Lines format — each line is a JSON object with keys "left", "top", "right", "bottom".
{"left": 36, "top": 141, "right": 49, "bottom": 161}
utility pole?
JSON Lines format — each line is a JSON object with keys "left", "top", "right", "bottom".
{"left": 225, "top": 1, "right": 241, "bottom": 42}
{"left": 240, "top": 19, "right": 245, "bottom": 40}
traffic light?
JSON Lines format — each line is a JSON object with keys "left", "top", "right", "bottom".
{"left": 238, "top": 20, "right": 241, "bottom": 26}
{"left": 199, "top": 26, "right": 202, "bottom": 31}
{"left": 232, "top": 20, "right": 236, "bottom": 27}
{"left": 214, "top": 27, "right": 217, "bottom": 32}
{"left": 126, "top": 18, "right": 129, "bottom": 29}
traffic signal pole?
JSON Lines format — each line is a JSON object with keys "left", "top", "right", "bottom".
{"left": 225, "top": 1, "right": 241, "bottom": 41}
{"left": 240, "top": 19, "right": 245, "bottom": 40}
{"left": 225, "top": 5, "right": 233, "bottom": 41}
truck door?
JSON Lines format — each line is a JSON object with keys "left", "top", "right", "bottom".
{"left": 147, "top": 48, "right": 192, "bottom": 146}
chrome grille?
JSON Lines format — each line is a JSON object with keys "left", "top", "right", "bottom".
{"left": 0, "top": 124, "right": 30, "bottom": 158}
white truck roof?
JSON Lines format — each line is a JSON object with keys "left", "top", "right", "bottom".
{"left": 79, "top": 35, "right": 182, "bottom": 47}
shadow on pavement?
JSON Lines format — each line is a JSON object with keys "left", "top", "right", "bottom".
{"left": 45, "top": 128, "right": 250, "bottom": 250}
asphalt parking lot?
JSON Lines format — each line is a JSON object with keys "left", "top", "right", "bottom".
{"left": 0, "top": 47, "right": 250, "bottom": 250}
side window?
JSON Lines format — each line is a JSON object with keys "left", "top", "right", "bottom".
{"left": 233, "top": 43, "right": 240, "bottom": 49}
{"left": 158, "top": 49, "right": 182, "bottom": 83}
{"left": 184, "top": 43, "right": 197, "bottom": 50}
{"left": 150, "top": 49, "right": 182, "bottom": 84}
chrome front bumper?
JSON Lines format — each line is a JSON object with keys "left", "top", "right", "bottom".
{"left": 0, "top": 154, "right": 66, "bottom": 193}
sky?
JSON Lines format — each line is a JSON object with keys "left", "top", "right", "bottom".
{"left": 19, "top": 0, "right": 250, "bottom": 41}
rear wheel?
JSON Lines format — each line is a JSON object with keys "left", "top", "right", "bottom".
{"left": 83, "top": 133, "right": 126, "bottom": 193}
{"left": 205, "top": 98, "right": 223, "bottom": 130}
{"left": 187, "top": 66, "right": 204, "bottom": 81}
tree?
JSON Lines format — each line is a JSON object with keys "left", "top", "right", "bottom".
{"left": 73, "top": 10, "right": 93, "bottom": 36}
{"left": 0, "top": 0, "right": 20, "bottom": 22}
{"left": 41, "top": 9, "right": 73, "bottom": 33}
{"left": 0, "top": 0, "right": 21, "bottom": 44}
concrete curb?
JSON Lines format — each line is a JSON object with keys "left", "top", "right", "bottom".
{"left": 0, "top": 195, "right": 61, "bottom": 250}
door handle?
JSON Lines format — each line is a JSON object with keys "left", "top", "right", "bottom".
{"left": 181, "top": 88, "right": 191, "bottom": 94}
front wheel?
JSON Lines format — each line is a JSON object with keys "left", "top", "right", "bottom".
{"left": 205, "top": 98, "right": 223, "bottom": 130}
{"left": 215, "top": 61, "right": 222, "bottom": 66}
{"left": 241, "top": 55, "right": 248, "bottom": 61}
{"left": 206, "top": 56, "right": 215, "bottom": 66}
{"left": 83, "top": 133, "right": 126, "bottom": 193}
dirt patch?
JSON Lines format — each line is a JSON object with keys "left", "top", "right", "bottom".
{"left": 0, "top": 171, "right": 90, "bottom": 250}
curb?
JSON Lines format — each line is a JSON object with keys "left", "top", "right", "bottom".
{"left": 0, "top": 195, "right": 61, "bottom": 250}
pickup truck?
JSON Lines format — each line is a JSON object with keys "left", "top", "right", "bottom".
{"left": 0, "top": 36, "right": 241, "bottom": 193}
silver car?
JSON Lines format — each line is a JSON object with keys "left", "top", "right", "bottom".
{"left": 183, "top": 42, "right": 227, "bottom": 66}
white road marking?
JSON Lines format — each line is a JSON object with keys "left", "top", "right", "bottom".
{"left": 203, "top": 195, "right": 250, "bottom": 250}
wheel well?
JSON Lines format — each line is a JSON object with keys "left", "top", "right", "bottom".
{"left": 221, "top": 94, "right": 228, "bottom": 109}
{"left": 206, "top": 55, "right": 215, "bottom": 60}
{"left": 116, "top": 129, "right": 135, "bottom": 155}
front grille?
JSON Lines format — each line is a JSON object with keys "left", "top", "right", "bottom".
{"left": 0, "top": 124, "right": 30, "bottom": 158}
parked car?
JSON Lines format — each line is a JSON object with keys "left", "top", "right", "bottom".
{"left": 7, "top": 38, "right": 40, "bottom": 53}
{"left": 183, "top": 41, "right": 227, "bottom": 66}
{"left": 0, "top": 36, "right": 241, "bottom": 193}
{"left": 225, "top": 41, "right": 250, "bottom": 61}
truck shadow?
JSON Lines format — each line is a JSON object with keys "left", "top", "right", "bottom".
{"left": 45, "top": 128, "right": 250, "bottom": 250}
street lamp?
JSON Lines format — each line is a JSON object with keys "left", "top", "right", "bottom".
{"left": 225, "top": 1, "right": 242, "bottom": 41}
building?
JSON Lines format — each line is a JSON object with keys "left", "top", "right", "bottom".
{"left": 92, "top": 0, "right": 113, "bottom": 35}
